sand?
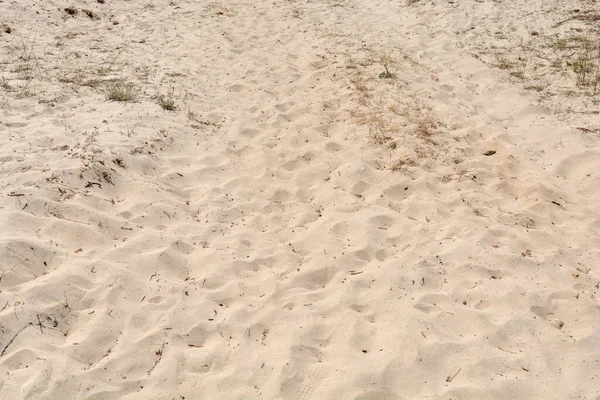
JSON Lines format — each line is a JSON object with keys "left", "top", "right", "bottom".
{"left": 1, "top": 0, "right": 600, "bottom": 398}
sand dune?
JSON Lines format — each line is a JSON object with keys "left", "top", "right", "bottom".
{"left": 1, "top": 0, "right": 600, "bottom": 399}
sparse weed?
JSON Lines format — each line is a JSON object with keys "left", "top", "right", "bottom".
{"left": 187, "top": 107, "right": 198, "bottom": 120}
{"left": 97, "top": 48, "right": 127, "bottom": 76}
{"left": 352, "top": 110, "right": 396, "bottom": 145}
{"left": 569, "top": 38, "right": 600, "bottom": 93}
{"left": 105, "top": 81, "right": 138, "bottom": 101}
{"left": 493, "top": 54, "right": 515, "bottom": 70}
{"left": 157, "top": 94, "right": 177, "bottom": 111}
{"left": 378, "top": 54, "right": 396, "bottom": 79}
{"left": 406, "top": 102, "right": 438, "bottom": 140}
{"left": 350, "top": 72, "right": 370, "bottom": 93}
{"left": 368, "top": 118, "right": 394, "bottom": 145}
{"left": 414, "top": 145, "right": 432, "bottom": 159}
{"left": 0, "top": 76, "right": 11, "bottom": 91}
{"left": 413, "top": 113, "right": 437, "bottom": 139}
{"left": 346, "top": 47, "right": 444, "bottom": 173}
{"left": 82, "top": 78, "right": 105, "bottom": 88}
{"left": 390, "top": 156, "right": 415, "bottom": 172}
{"left": 480, "top": 21, "right": 600, "bottom": 107}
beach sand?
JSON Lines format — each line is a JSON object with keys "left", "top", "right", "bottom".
{"left": 1, "top": 0, "right": 600, "bottom": 398}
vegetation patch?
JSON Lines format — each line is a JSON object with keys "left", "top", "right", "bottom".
{"left": 105, "top": 81, "right": 139, "bottom": 102}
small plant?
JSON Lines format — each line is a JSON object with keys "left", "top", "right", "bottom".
{"left": 414, "top": 114, "right": 437, "bottom": 139}
{"left": 570, "top": 39, "right": 600, "bottom": 92}
{"left": 554, "top": 38, "right": 568, "bottom": 51}
{"left": 349, "top": 72, "right": 372, "bottom": 106}
{"left": 350, "top": 73, "right": 370, "bottom": 93}
{"left": 105, "top": 81, "right": 138, "bottom": 102}
{"left": 367, "top": 114, "right": 394, "bottom": 145}
{"left": 0, "top": 77, "right": 11, "bottom": 91}
{"left": 157, "top": 94, "right": 177, "bottom": 111}
{"left": 378, "top": 54, "right": 396, "bottom": 79}
{"left": 379, "top": 69, "right": 395, "bottom": 79}
{"left": 187, "top": 107, "right": 197, "bottom": 120}
{"left": 493, "top": 55, "right": 515, "bottom": 70}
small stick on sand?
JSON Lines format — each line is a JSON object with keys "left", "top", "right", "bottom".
{"left": 147, "top": 342, "right": 166, "bottom": 376}
{"left": 497, "top": 346, "right": 518, "bottom": 354}
{"left": 37, "top": 314, "right": 44, "bottom": 333}
{"left": 446, "top": 367, "right": 462, "bottom": 383}
{"left": 1, "top": 325, "right": 29, "bottom": 357}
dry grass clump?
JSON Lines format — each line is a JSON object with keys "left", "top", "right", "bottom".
{"left": 412, "top": 110, "right": 438, "bottom": 140}
{"left": 569, "top": 37, "right": 600, "bottom": 94}
{"left": 1, "top": 33, "right": 45, "bottom": 97}
{"left": 368, "top": 116, "right": 394, "bottom": 145}
{"left": 492, "top": 54, "right": 516, "bottom": 71}
{"left": 354, "top": 104, "right": 439, "bottom": 145}
{"left": 349, "top": 72, "right": 371, "bottom": 106}
{"left": 378, "top": 54, "right": 396, "bottom": 79}
{"left": 351, "top": 110, "right": 396, "bottom": 145}
{"left": 105, "top": 81, "right": 138, "bottom": 102}
{"left": 0, "top": 28, "right": 138, "bottom": 103}
{"left": 157, "top": 94, "right": 177, "bottom": 111}
{"left": 376, "top": 154, "right": 417, "bottom": 174}
{"left": 473, "top": 11, "right": 600, "bottom": 111}
{"left": 346, "top": 46, "right": 442, "bottom": 171}
{"left": 390, "top": 156, "right": 416, "bottom": 172}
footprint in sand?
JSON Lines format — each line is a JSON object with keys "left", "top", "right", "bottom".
{"left": 279, "top": 346, "right": 331, "bottom": 400}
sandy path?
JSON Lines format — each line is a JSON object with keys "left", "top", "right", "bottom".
{"left": 1, "top": 0, "right": 599, "bottom": 399}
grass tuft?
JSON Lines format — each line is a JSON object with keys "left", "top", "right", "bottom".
{"left": 157, "top": 95, "right": 177, "bottom": 111}
{"left": 105, "top": 81, "right": 138, "bottom": 102}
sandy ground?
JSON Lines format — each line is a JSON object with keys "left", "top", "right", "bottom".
{"left": 1, "top": 0, "right": 600, "bottom": 399}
